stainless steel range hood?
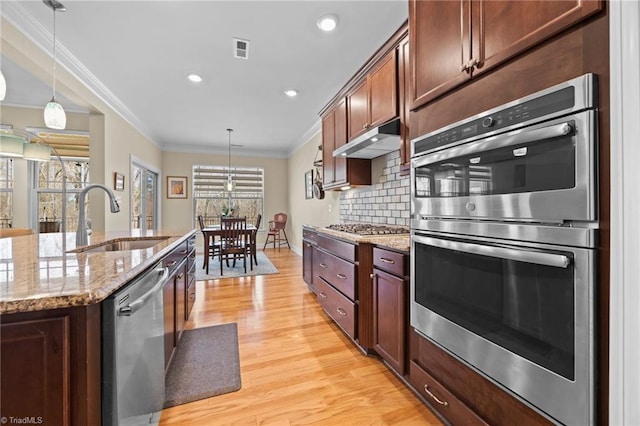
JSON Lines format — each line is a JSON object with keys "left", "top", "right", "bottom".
{"left": 332, "top": 119, "right": 401, "bottom": 159}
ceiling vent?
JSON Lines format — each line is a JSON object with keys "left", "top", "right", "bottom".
{"left": 233, "top": 38, "right": 249, "bottom": 59}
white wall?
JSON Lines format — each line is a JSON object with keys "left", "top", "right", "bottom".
{"left": 609, "top": 1, "right": 640, "bottom": 424}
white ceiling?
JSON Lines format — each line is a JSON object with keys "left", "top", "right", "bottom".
{"left": 1, "top": 1, "right": 408, "bottom": 158}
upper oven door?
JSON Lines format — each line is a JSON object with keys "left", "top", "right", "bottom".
{"left": 411, "top": 110, "right": 597, "bottom": 223}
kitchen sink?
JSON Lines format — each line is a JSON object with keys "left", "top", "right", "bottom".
{"left": 68, "top": 237, "right": 170, "bottom": 253}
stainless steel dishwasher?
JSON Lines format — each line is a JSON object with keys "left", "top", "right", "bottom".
{"left": 102, "top": 262, "right": 170, "bottom": 426}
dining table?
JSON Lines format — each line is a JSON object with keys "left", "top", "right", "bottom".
{"left": 202, "top": 224, "right": 257, "bottom": 273}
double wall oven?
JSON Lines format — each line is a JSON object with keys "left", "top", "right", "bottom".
{"left": 410, "top": 74, "right": 598, "bottom": 425}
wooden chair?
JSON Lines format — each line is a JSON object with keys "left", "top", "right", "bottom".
{"left": 198, "top": 215, "right": 220, "bottom": 274}
{"left": 219, "top": 217, "right": 250, "bottom": 275}
{"left": 263, "top": 212, "right": 290, "bottom": 250}
{"left": 247, "top": 214, "right": 262, "bottom": 267}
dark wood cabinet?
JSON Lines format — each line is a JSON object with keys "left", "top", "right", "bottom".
{"left": 372, "top": 247, "right": 408, "bottom": 375}
{"left": 409, "top": 0, "right": 604, "bottom": 109}
{"left": 0, "top": 305, "right": 101, "bottom": 426}
{"left": 163, "top": 236, "right": 195, "bottom": 369}
{"left": 302, "top": 227, "right": 318, "bottom": 294}
{"left": 1, "top": 316, "right": 70, "bottom": 425}
{"left": 163, "top": 273, "right": 176, "bottom": 369}
{"left": 322, "top": 100, "right": 371, "bottom": 190}
{"left": 348, "top": 51, "right": 398, "bottom": 141}
{"left": 398, "top": 36, "right": 411, "bottom": 174}
{"left": 409, "top": 328, "right": 554, "bottom": 425}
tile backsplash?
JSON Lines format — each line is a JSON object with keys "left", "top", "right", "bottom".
{"left": 339, "top": 150, "right": 410, "bottom": 226}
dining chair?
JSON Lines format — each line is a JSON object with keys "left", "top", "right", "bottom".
{"left": 263, "top": 212, "right": 290, "bottom": 250}
{"left": 198, "top": 215, "right": 220, "bottom": 274}
{"left": 219, "top": 216, "right": 250, "bottom": 275}
{"left": 247, "top": 214, "right": 262, "bottom": 267}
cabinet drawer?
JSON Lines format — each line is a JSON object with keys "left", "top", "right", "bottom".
{"left": 317, "top": 279, "right": 357, "bottom": 339}
{"left": 303, "top": 228, "right": 318, "bottom": 243}
{"left": 316, "top": 249, "right": 356, "bottom": 300}
{"left": 373, "top": 247, "right": 407, "bottom": 277}
{"left": 163, "top": 241, "right": 188, "bottom": 272}
{"left": 318, "top": 234, "right": 356, "bottom": 262}
{"left": 409, "top": 361, "right": 488, "bottom": 426}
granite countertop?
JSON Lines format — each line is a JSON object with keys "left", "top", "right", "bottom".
{"left": 0, "top": 229, "right": 195, "bottom": 315}
{"left": 308, "top": 224, "right": 411, "bottom": 253}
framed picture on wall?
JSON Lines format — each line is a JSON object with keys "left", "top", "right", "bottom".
{"left": 114, "top": 172, "right": 125, "bottom": 191}
{"left": 305, "top": 170, "right": 313, "bottom": 199}
{"left": 167, "top": 176, "right": 188, "bottom": 199}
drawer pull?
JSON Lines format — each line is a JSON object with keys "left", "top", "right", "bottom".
{"left": 177, "top": 273, "right": 184, "bottom": 279}
{"left": 166, "top": 260, "right": 178, "bottom": 267}
{"left": 336, "top": 307, "right": 347, "bottom": 316}
{"left": 179, "top": 250, "right": 188, "bottom": 255}
{"left": 336, "top": 273, "right": 347, "bottom": 280}
{"left": 380, "top": 257, "right": 395, "bottom": 264}
{"left": 319, "top": 292, "right": 328, "bottom": 299}
{"left": 319, "top": 263, "right": 327, "bottom": 268}
{"left": 424, "top": 385, "right": 449, "bottom": 407}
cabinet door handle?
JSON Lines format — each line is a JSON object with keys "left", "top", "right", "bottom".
{"left": 336, "top": 273, "right": 347, "bottom": 280}
{"left": 319, "top": 263, "right": 327, "bottom": 268}
{"left": 336, "top": 307, "right": 347, "bottom": 316}
{"left": 424, "top": 385, "right": 449, "bottom": 407}
{"left": 319, "top": 292, "right": 328, "bottom": 299}
{"left": 380, "top": 257, "right": 395, "bottom": 264}
{"left": 362, "top": 123, "right": 368, "bottom": 129}
{"left": 177, "top": 273, "right": 184, "bottom": 279}
{"left": 370, "top": 273, "right": 375, "bottom": 279}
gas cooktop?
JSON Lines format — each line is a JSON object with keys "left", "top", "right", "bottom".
{"left": 325, "top": 224, "right": 409, "bottom": 236}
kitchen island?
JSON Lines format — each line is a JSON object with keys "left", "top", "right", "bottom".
{"left": 0, "top": 228, "right": 196, "bottom": 426}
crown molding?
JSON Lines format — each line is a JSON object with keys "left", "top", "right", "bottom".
{"left": 1, "top": 1, "right": 161, "bottom": 148}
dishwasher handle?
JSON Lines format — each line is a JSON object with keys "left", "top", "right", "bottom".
{"left": 119, "top": 267, "right": 170, "bottom": 316}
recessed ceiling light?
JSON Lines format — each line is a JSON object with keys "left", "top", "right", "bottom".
{"left": 284, "top": 89, "right": 298, "bottom": 97}
{"left": 187, "top": 73, "right": 203, "bottom": 83}
{"left": 317, "top": 14, "right": 338, "bottom": 32}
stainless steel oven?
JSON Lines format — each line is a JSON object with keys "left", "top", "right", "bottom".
{"left": 412, "top": 74, "right": 597, "bottom": 224}
{"left": 410, "top": 74, "right": 598, "bottom": 426}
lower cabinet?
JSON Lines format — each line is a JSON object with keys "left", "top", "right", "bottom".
{"left": 372, "top": 247, "right": 408, "bottom": 375}
{"left": 316, "top": 279, "right": 357, "bottom": 338}
{"left": 0, "top": 305, "right": 101, "bottom": 426}
{"left": 409, "top": 328, "right": 554, "bottom": 425}
{"left": 163, "top": 270, "right": 177, "bottom": 369}
{"left": 302, "top": 227, "right": 318, "bottom": 294}
{"left": 163, "top": 234, "right": 196, "bottom": 369}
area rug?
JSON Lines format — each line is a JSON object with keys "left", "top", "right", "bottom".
{"left": 195, "top": 252, "right": 278, "bottom": 280}
{"left": 164, "top": 323, "right": 242, "bottom": 408}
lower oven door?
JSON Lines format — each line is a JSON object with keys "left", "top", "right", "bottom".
{"left": 411, "top": 231, "right": 595, "bottom": 425}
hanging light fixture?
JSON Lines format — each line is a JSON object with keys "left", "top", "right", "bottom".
{"left": 43, "top": 0, "right": 67, "bottom": 130}
{"left": 226, "top": 128, "right": 235, "bottom": 192}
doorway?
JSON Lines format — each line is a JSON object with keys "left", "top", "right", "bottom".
{"left": 131, "top": 162, "right": 158, "bottom": 232}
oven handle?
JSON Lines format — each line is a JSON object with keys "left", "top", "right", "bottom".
{"left": 412, "top": 122, "right": 572, "bottom": 166}
{"left": 414, "top": 235, "right": 571, "bottom": 268}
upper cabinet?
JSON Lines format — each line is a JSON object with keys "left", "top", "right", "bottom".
{"left": 347, "top": 51, "right": 399, "bottom": 141}
{"left": 319, "top": 22, "right": 408, "bottom": 190}
{"left": 322, "top": 99, "right": 371, "bottom": 190}
{"left": 409, "top": 0, "right": 604, "bottom": 110}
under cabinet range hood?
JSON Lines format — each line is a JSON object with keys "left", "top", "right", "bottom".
{"left": 333, "top": 119, "right": 401, "bottom": 159}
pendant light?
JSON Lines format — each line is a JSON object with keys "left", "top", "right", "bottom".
{"left": 43, "top": 0, "right": 67, "bottom": 130}
{"left": 226, "top": 128, "right": 235, "bottom": 192}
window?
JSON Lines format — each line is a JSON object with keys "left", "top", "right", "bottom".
{"left": 0, "top": 158, "right": 14, "bottom": 228}
{"left": 193, "top": 165, "right": 264, "bottom": 227}
{"left": 33, "top": 158, "right": 90, "bottom": 233}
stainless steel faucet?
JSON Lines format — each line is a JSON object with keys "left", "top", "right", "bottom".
{"left": 76, "top": 183, "right": 120, "bottom": 247}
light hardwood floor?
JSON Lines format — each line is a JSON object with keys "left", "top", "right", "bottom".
{"left": 159, "top": 248, "right": 442, "bottom": 426}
